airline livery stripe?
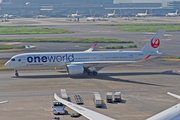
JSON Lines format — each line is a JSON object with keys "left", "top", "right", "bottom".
{"left": 92, "top": 43, "right": 97, "bottom": 47}
{"left": 142, "top": 55, "right": 151, "bottom": 61}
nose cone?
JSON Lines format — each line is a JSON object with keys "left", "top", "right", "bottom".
{"left": 5, "top": 61, "right": 11, "bottom": 68}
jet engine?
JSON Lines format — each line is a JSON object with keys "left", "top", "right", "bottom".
{"left": 67, "top": 65, "right": 84, "bottom": 75}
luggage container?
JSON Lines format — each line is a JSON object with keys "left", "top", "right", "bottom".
{"left": 114, "top": 92, "right": 121, "bottom": 102}
{"left": 60, "top": 89, "right": 68, "bottom": 101}
{"left": 74, "top": 95, "right": 84, "bottom": 105}
{"left": 93, "top": 92, "right": 103, "bottom": 107}
{"left": 106, "top": 92, "right": 113, "bottom": 103}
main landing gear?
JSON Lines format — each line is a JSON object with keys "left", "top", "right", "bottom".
{"left": 14, "top": 69, "right": 19, "bottom": 76}
{"left": 84, "top": 68, "right": 98, "bottom": 76}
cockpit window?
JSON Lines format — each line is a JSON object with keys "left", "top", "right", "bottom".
{"left": 11, "top": 58, "right": 15, "bottom": 61}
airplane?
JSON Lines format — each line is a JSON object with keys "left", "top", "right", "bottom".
{"left": 0, "top": 100, "right": 8, "bottom": 104}
{"left": 70, "top": 10, "right": 81, "bottom": 18}
{"left": 67, "top": 11, "right": 82, "bottom": 21}
{"left": 147, "top": 92, "right": 180, "bottom": 120}
{"left": 86, "top": 15, "right": 96, "bottom": 21}
{"left": 136, "top": 10, "right": 148, "bottom": 17}
{"left": 107, "top": 10, "right": 116, "bottom": 18}
{"left": 166, "top": 10, "right": 178, "bottom": 17}
{"left": 54, "top": 93, "right": 116, "bottom": 120}
{"left": 5, "top": 29, "right": 166, "bottom": 77}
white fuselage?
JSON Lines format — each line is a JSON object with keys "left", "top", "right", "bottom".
{"left": 107, "top": 13, "right": 115, "bottom": 17}
{"left": 5, "top": 51, "right": 154, "bottom": 69}
{"left": 166, "top": 13, "right": 177, "bottom": 17}
{"left": 86, "top": 17, "right": 95, "bottom": 21}
{"left": 136, "top": 13, "right": 147, "bottom": 17}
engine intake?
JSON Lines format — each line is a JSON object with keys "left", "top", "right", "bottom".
{"left": 67, "top": 64, "right": 84, "bottom": 75}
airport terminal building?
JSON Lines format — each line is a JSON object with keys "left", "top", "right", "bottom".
{"left": 0, "top": 0, "right": 179, "bottom": 17}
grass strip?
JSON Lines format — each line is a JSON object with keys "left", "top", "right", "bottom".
{"left": 0, "top": 28, "right": 74, "bottom": 35}
{"left": 116, "top": 26, "right": 180, "bottom": 32}
{"left": 165, "top": 56, "right": 180, "bottom": 59}
{"left": 0, "top": 38, "right": 134, "bottom": 43}
{"left": 104, "top": 45, "right": 137, "bottom": 49}
{"left": 95, "top": 23, "right": 180, "bottom": 26}
{"left": 0, "top": 25, "right": 36, "bottom": 27}
{"left": 0, "top": 60, "right": 7, "bottom": 66}
{"left": 0, "top": 44, "right": 25, "bottom": 50}
{"left": 0, "top": 60, "right": 8, "bottom": 69}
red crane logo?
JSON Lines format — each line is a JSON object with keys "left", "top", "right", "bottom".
{"left": 151, "top": 38, "right": 160, "bottom": 48}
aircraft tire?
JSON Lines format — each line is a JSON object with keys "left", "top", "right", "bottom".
{"left": 88, "top": 72, "right": 93, "bottom": 76}
{"left": 15, "top": 73, "right": 19, "bottom": 76}
{"left": 93, "top": 71, "right": 98, "bottom": 76}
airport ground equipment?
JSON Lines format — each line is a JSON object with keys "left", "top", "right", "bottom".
{"left": 93, "top": 92, "right": 103, "bottom": 107}
{"left": 52, "top": 117, "right": 60, "bottom": 120}
{"left": 71, "top": 113, "right": 81, "bottom": 117}
{"left": 74, "top": 95, "right": 84, "bottom": 105}
{"left": 106, "top": 92, "right": 113, "bottom": 103}
{"left": 60, "top": 89, "right": 68, "bottom": 101}
{"left": 52, "top": 101, "right": 65, "bottom": 115}
{"left": 114, "top": 92, "right": 121, "bottom": 102}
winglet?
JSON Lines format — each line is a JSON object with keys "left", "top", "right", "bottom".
{"left": 84, "top": 43, "right": 97, "bottom": 52}
{"left": 167, "top": 92, "right": 180, "bottom": 100}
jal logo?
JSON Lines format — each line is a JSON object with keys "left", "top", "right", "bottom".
{"left": 151, "top": 38, "right": 160, "bottom": 48}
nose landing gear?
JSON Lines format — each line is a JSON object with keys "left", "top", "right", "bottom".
{"left": 14, "top": 69, "right": 19, "bottom": 76}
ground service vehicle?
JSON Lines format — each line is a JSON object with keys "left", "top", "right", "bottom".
{"left": 52, "top": 101, "right": 65, "bottom": 115}
{"left": 106, "top": 92, "right": 113, "bottom": 103}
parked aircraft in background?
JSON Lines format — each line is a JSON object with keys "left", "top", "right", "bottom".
{"left": 86, "top": 15, "right": 96, "bottom": 21}
{"left": 0, "top": 100, "right": 8, "bottom": 104}
{"left": 107, "top": 10, "right": 116, "bottom": 17}
{"left": 136, "top": 10, "right": 148, "bottom": 17}
{"left": 147, "top": 92, "right": 180, "bottom": 120}
{"left": 166, "top": 10, "right": 178, "bottom": 17}
{"left": 5, "top": 29, "right": 166, "bottom": 76}
{"left": 54, "top": 93, "right": 116, "bottom": 120}
{"left": 71, "top": 10, "right": 81, "bottom": 18}
{"left": 67, "top": 10, "right": 82, "bottom": 21}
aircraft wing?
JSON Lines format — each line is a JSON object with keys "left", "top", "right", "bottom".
{"left": 0, "top": 100, "right": 8, "bottom": 104}
{"left": 146, "top": 92, "right": 180, "bottom": 120}
{"left": 54, "top": 93, "right": 116, "bottom": 120}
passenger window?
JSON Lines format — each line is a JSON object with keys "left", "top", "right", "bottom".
{"left": 11, "top": 58, "right": 15, "bottom": 61}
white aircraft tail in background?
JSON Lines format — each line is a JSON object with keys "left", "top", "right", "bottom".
{"left": 147, "top": 92, "right": 180, "bottom": 120}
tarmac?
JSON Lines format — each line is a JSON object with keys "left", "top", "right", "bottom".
{"left": 0, "top": 17, "right": 180, "bottom": 120}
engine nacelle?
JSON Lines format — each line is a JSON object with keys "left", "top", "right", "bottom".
{"left": 67, "top": 65, "right": 84, "bottom": 75}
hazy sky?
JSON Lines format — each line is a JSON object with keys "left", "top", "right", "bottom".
{"left": 113, "top": 0, "right": 180, "bottom": 7}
